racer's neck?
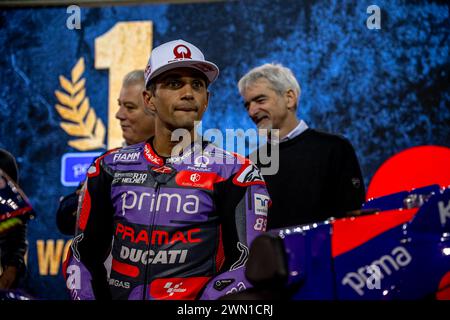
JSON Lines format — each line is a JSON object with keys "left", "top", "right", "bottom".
{"left": 152, "top": 126, "right": 195, "bottom": 158}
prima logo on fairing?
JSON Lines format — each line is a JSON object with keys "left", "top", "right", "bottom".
{"left": 121, "top": 191, "right": 200, "bottom": 215}
{"left": 112, "top": 172, "right": 148, "bottom": 185}
{"left": 120, "top": 245, "right": 188, "bottom": 264}
{"left": 113, "top": 152, "right": 140, "bottom": 163}
{"left": 341, "top": 246, "right": 412, "bottom": 296}
{"left": 439, "top": 200, "right": 450, "bottom": 227}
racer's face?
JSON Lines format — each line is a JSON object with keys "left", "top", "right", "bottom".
{"left": 144, "top": 68, "right": 209, "bottom": 133}
{"left": 116, "top": 83, "right": 155, "bottom": 145}
{"left": 242, "top": 78, "right": 294, "bottom": 132}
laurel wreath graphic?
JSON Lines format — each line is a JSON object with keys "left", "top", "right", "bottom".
{"left": 55, "top": 58, "right": 106, "bottom": 151}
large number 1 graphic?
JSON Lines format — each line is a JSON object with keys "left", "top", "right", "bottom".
{"left": 95, "top": 21, "right": 153, "bottom": 149}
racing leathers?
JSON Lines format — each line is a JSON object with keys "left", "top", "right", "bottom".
{"left": 64, "top": 139, "right": 270, "bottom": 300}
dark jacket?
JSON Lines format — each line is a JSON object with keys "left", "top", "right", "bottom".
{"left": 253, "top": 128, "right": 366, "bottom": 229}
{"left": 0, "top": 148, "right": 28, "bottom": 280}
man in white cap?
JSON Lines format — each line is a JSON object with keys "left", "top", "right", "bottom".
{"left": 142, "top": 39, "right": 219, "bottom": 156}
{"left": 65, "top": 39, "right": 270, "bottom": 300}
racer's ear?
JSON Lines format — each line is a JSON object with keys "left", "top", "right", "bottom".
{"left": 143, "top": 89, "right": 157, "bottom": 113}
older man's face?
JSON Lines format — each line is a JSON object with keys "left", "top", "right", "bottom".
{"left": 116, "top": 83, "right": 155, "bottom": 145}
{"left": 242, "top": 78, "right": 291, "bottom": 131}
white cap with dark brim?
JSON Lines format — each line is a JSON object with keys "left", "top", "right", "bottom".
{"left": 144, "top": 39, "right": 219, "bottom": 87}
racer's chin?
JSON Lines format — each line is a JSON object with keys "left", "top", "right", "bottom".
{"left": 172, "top": 118, "right": 197, "bottom": 132}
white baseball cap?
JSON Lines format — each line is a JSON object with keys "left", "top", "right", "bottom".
{"left": 144, "top": 39, "right": 219, "bottom": 87}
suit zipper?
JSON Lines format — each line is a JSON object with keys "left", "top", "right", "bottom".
{"left": 142, "top": 180, "right": 160, "bottom": 300}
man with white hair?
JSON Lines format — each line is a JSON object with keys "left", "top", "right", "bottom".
{"left": 116, "top": 70, "right": 155, "bottom": 146}
{"left": 239, "top": 63, "right": 365, "bottom": 229}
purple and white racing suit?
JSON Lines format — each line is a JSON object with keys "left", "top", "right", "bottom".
{"left": 64, "top": 139, "right": 270, "bottom": 300}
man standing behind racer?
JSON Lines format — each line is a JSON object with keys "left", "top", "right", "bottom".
{"left": 116, "top": 70, "right": 156, "bottom": 146}
{"left": 65, "top": 40, "right": 270, "bottom": 300}
{"left": 239, "top": 63, "right": 365, "bottom": 229}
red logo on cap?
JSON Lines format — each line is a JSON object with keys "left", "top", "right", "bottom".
{"left": 173, "top": 44, "right": 192, "bottom": 59}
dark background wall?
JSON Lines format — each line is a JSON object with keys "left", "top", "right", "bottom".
{"left": 0, "top": 0, "right": 448, "bottom": 299}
